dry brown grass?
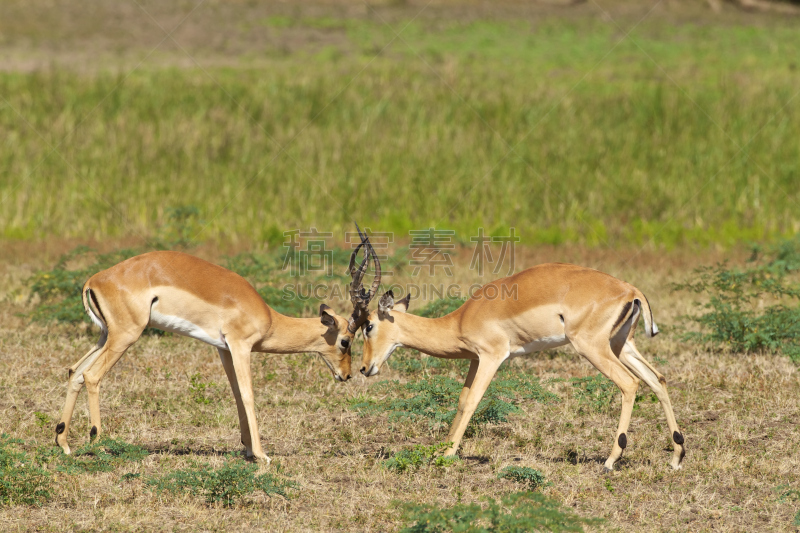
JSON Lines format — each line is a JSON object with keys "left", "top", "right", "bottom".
{"left": 1, "top": 243, "right": 799, "bottom": 531}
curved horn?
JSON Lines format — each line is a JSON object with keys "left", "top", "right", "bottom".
{"left": 365, "top": 234, "right": 381, "bottom": 302}
{"left": 353, "top": 222, "right": 382, "bottom": 304}
{"left": 347, "top": 223, "right": 372, "bottom": 333}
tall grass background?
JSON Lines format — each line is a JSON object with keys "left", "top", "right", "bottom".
{"left": 1, "top": 15, "right": 798, "bottom": 247}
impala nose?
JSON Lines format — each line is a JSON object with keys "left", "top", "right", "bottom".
{"left": 360, "top": 366, "right": 367, "bottom": 375}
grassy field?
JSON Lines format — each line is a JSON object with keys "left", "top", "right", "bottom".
{"left": 1, "top": 1, "right": 800, "bottom": 247}
{"left": 2, "top": 1, "right": 800, "bottom": 531}
{"left": 1, "top": 243, "right": 800, "bottom": 531}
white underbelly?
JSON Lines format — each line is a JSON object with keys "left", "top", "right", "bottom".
{"left": 509, "top": 334, "right": 569, "bottom": 357}
{"left": 149, "top": 309, "right": 227, "bottom": 349}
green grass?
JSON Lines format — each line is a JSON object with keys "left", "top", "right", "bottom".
{"left": 673, "top": 236, "right": 800, "bottom": 360}
{"left": 1, "top": 17, "right": 799, "bottom": 246}
{"left": 776, "top": 486, "right": 800, "bottom": 527}
{"left": 0, "top": 435, "right": 51, "bottom": 507}
{"left": 351, "top": 373, "right": 559, "bottom": 434}
{"left": 146, "top": 457, "right": 296, "bottom": 507}
{"left": 498, "top": 466, "right": 547, "bottom": 491}
{"left": 383, "top": 443, "right": 459, "bottom": 473}
{"left": 398, "top": 491, "right": 597, "bottom": 533}
{"left": 417, "top": 297, "right": 467, "bottom": 319}
{"left": 569, "top": 375, "right": 619, "bottom": 413}
{"left": 36, "top": 437, "right": 149, "bottom": 475}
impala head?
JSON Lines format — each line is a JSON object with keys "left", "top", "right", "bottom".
{"left": 318, "top": 304, "right": 355, "bottom": 381}
{"left": 360, "top": 290, "right": 410, "bottom": 377}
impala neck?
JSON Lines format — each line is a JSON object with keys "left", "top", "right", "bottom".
{"left": 394, "top": 312, "right": 466, "bottom": 358}
{"left": 255, "top": 311, "right": 330, "bottom": 354}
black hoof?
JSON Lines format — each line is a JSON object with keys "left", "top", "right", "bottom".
{"left": 602, "top": 466, "right": 613, "bottom": 474}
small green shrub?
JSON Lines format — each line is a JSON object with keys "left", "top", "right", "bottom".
{"left": 351, "top": 374, "right": 558, "bottom": 433}
{"left": 673, "top": 237, "right": 800, "bottom": 362}
{"left": 570, "top": 375, "right": 618, "bottom": 412}
{"left": 777, "top": 485, "right": 800, "bottom": 527}
{"left": 388, "top": 351, "right": 469, "bottom": 375}
{"left": 34, "top": 412, "right": 51, "bottom": 428}
{"left": 189, "top": 373, "right": 215, "bottom": 405}
{"left": 384, "top": 443, "right": 459, "bottom": 473}
{"left": 417, "top": 297, "right": 466, "bottom": 318}
{"left": 37, "top": 437, "right": 149, "bottom": 474}
{"left": 399, "top": 491, "right": 596, "bottom": 533}
{"left": 498, "top": 466, "right": 547, "bottom": 491}
{"left": 257, "top": 285, "right": 314, "bottom": 317}
{"left": 146, "top": 456, "right": 295, "bottom": 507}
{"left": 0, "top": 435, "right": 52, "bottom": 507}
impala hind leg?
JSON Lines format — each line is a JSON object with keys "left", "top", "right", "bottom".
{"left": 619, "top": 341, "right": 685, "bottom": 470}
{"left": 228, "top": 343, "right": 269, "bottom": 463}
{"left": 56, "top": 343, "right": 105, "bottom": 454}
{"left": 82, "top": 331, "right": 142, "bottom": 442}
{"left": 571, "top": 337, "right": 640, "bottom": 472}
{"left": 444, "top": 355, "right": 505, "bottom": 457}
{"left": 217, "top": 348, "right": 252, "bottom": 451}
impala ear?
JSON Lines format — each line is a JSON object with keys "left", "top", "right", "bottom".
{"left": 320, "top": 304, "right": 337, "bottom": 329}
{"left": 393, "top": 294, "right": 411, "bottom": 313}
{"left": 378, "top": 290, "right": 394, "bottom": 315}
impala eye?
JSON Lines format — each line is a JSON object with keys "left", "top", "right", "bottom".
{"left": 341, "top": 338, "right": 350, "bottom": 349}
{"left": 366, "top": 323, "right": 374, "bottom": 334}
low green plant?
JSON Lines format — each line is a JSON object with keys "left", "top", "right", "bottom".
{"left": 497, "top": 466, "right": 547, "bottom": 491}
{"left": 146, "top": 456, "right": 295, "bottom": 507}
{"left": 189, "top": 373, "right": 215, "bottom": 405}
{"left": 384, "top": 443, "right": 459, "bottom": 473}
{"left": 398, "top": 491, "right": 597, "bottom": 532}
{"left": 673, "top": 237, "right": 800, "bottom": 362}
{"left": 34, "top": 412, "right": 51, "bottom": 428}
{"left": 37, "top": 437, "right": 149, "bottom": 474}
{"left": 776, "top": 485, "right": 800, "bottom": 527}
{"left": 570, "top": 375, "right": 618, "bottom": 412}
{"left": 417, "top": 297, "right": 466, "bottom": 318}
{"left": 387, "top": 349, "right": 471, "bottom": 375}
{"left": 0, "top": 435, "right": 52, "bottom": 507}
{"left": 351, "top": 374, "right": 558, "bottom": 433}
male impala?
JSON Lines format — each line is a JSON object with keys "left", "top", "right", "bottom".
{"left": 56, "top": 242, "right": 375, "bottom": 462}
{"left": 359, "top": 255, "right": 685, "bottom": 471}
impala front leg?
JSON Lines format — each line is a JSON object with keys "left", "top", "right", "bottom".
{"left": 218, "top": 348, "right": 252, "bottom": 451}
{"left": 444, "top": 355, "right": 505, "bottom": 456}
{"left": 229, "top": 343, "right": 269, "bottom": 463}
{"left": 446, "top": 359, "right": 479, "bottom": 445}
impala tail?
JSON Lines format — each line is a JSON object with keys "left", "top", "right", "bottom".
{"left": 637, "top": 291, "right": 658, "bottom": 338}
{"left": 609, "top": 292, "right": 658, "bottom": 340}
{"left": 82, "top": 286, "right": 108, "bottom": 343}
